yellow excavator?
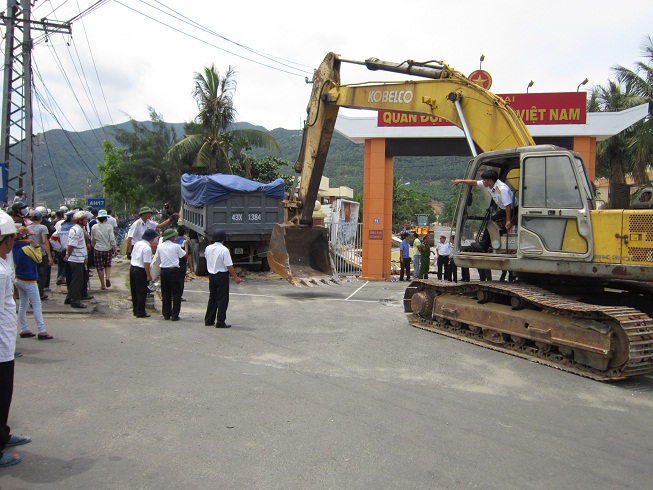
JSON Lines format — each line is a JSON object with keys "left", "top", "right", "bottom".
{"left": 268, "top": 52, "right": 653, "bottom": 380}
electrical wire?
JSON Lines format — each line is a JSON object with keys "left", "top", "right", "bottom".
{"left": 74, "top": 0, "right": 115, "bottom": 126}
{"left": 144, "top": 0, "right": 314, "bottom": 74}
{"left": 113, "top": 0, "right": 309, "bottom": 78}
{"left": 33, "top": 60, "right": 100, "bottom": 179}
{"left": 67, "top": 36, "right": 108, "bottom": 135}
{"left": 32, "top": 95, "right": 67, "bottom": 200}
{"left": 41, "top": 41, "right": 103, "bottom": 147}
{"left": 34, "top": 88, "right": 100, "bottom": 182}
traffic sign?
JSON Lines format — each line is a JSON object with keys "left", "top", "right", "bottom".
{"left": 87, "top": 198, "right": 106, "bottom": 209}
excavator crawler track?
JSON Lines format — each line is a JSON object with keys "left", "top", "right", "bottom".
{"left": 404, "top": 280, "right": 653, "bottom": 381}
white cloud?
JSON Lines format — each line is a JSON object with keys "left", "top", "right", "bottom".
{"left": 13, "top": 0, "right": 653, "bottom": 133}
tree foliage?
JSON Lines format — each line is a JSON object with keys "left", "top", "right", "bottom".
{"left": 166, "top": 64, "right": 279, "bottom": 174}
{"left": 97, "top": 140, "right": 143, "bottom": 211}
{"left": 590, "top": 35, "right": 653, "bottom": 187}
{"left": 113, "top": 107, "right": 180, "bottom": 208}
{"left": 392, "top": 177, "right": 435, "bottom": 230}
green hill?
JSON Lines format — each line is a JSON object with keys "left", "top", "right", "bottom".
{"left": 14, "top": 121, "right": 467, "bottom": 209}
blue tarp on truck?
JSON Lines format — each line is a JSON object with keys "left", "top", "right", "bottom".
{"left": 181, "top": 173, "right": 285, "bottom": 207}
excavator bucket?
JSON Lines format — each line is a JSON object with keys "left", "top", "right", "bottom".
{"left": 267, "top": 223, "right": 339, "bottom": 286}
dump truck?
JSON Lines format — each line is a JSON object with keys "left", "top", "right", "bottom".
{"left": 268, "top": 52, "right": 653, "bottom": 380}
{"left": 181, "top": 173, "right": 285, "bottom": 275}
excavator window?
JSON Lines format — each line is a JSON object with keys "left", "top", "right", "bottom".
{"left": 522, "top": 155, "right": 583, "bottom": 209}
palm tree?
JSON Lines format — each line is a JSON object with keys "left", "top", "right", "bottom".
{"left": 612, "top": 35, "right": 653, "bottom": 185}
{"left": 590, "top": 81, "right": 637, "bottom": 185}
{"left": 167, "top": 64, "right": 279, "bottom": 174}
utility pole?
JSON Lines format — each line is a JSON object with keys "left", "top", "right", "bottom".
{"left": 0, "top": 0, "right": 70, "bottom": 205}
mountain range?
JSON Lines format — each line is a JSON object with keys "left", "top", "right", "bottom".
{"left": 14, "top": 121, "right": 468, "bottom": 209}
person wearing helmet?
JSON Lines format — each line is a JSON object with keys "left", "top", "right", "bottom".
{"left": 125, "top": 206, "right": 177, "bottom": 259}
{"left": 63, "top": 211, "right": 89, "bottom": 309}
{"left": 0, "top": 209, "right": 31, "bottom": 468}
{"left": 130, "top": 229, "right": 159, "bottom": 318}
{"left": 10, "top": 202, "right": 29, "bottom": 226}
{"left": 204, "top": 229, "right": 241, "bottom": 328}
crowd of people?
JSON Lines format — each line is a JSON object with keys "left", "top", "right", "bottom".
{"left": 397, "top": 230, "right": 504, "bottom": 283}
{"left": 0, "top": 196, "right": 246, "bottom": 468}
{"left": 122, "top": 207, "right": 239, "bottom": 327}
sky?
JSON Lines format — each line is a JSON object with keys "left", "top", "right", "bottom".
{"left": 11, "top": 0, "right": 653, "bottom": 135}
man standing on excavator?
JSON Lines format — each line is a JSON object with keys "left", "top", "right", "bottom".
{"left": 451, "top": 170, "right": 515, "bottom": 251}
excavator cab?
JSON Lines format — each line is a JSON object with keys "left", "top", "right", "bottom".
{"left": 267, "top": 223, "right": 338, "bottom": 286}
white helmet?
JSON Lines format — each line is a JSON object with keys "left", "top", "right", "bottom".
{"left": 73, "top": 210, "right": 86, "bottom": 221}
{"left": 0, "top": 209, "right": 18, "bottom": 236}
{"left": 35, "top": 206, "right": 47, "bottom": 215}
{"left": 59, "top": 205, "right": 69, "bottom": 212}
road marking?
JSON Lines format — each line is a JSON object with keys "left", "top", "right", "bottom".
{"left": 345, "top": 281, "right": 369, "bottom": 301}
{"left": 182, "top": 284, "right": 380, "bottom": 303}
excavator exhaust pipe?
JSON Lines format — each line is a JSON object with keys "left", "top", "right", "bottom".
{"left": 267, "top": 223, "right": 339, "bottom": 286}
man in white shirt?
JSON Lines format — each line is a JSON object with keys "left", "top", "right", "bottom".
{"left": 0, "top": 210, "right": 30, "bottom": 468}
{"left": 125, "top": 206, "right": 176, "bottom": 258}
{"left": 435, "top": 234, "right": 452, "bottom": 280}
{"left": 204, "top": 230, "right": 241, "bottom": 328}
{"left": 157, "top": 228, "right": 186, "bottom": 321}
{"left": 63, "top": 211, "right": 89, "bottom": 309}
{"left": 130, "top": 229, "right": 159, "bottom": 318}
{"left": 451, "top": 169, "right": 517, "bottom": 251}
{"left": 411, "top": 232, "right": 421, "bottom": 276}
{"left": 105, "top": 209, "right": 118, "bottom": 229}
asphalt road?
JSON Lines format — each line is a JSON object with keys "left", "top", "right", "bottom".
{"left": 3, "top": 263, "right": 653, "bottom": 489}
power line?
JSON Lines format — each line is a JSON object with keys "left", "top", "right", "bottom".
{"left": 32, "top": 97, "right": 67, "bottom": 201}
{"left": 113, "top": 0, "right": 311, "bottom": 78}
{"left": 74, "top": 2, "right": 115, "bottom": 126}
{"left": 41, "top": 41, "right": 103, "bottom": 146}
{"left": 32, "top": 61, "right": 100, "bottom": 179}
{"left": 68, "top": 36, "right": 108, "bottom": 135}
{"left": 145, "top": 0, "right": 314, "bottom": 73}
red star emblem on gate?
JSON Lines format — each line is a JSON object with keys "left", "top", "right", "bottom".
{"left": 468, "top": 70, "right": 493, "bottom": 90}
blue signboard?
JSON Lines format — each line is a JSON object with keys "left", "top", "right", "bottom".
{"left": 87, "top": 198, "right": 106, "bottom": 209}
{"left": 0, "top": 163, "right": 6, "bottom": 203}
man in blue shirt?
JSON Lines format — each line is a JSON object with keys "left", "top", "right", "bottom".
{"left": 399, "top": 232, "right": 411, "bottom": 281}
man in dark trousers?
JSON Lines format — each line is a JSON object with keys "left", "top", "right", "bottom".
{"left": 157, "top": 228, "right": 186, "bottom": 321}
{"left": 0, "top": 210, "right": 31, "bottom": 468}
{"left": 129, "top": 229, "right": 158, "bottom": 318}
{"left": 399, "top": 232, "right": 411, "bottom": 281}
{"left": 204, "top": 230, "right": 241, "bottom": 328}
{"left": 435, "top": 234, "right": 451, "bottom": 280}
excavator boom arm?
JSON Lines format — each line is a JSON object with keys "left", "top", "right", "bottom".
{"left": 270, "top": 52, "right": 533, "bottom": 286}
{"left": 291, "top": 52, "right": 533, "bottom": 225}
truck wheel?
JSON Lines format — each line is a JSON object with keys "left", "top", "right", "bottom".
{"left": 191, "top": 240, "right": 208, "bottom": 276}
{"left": 190, "top": 240, "right": 208, "bottom": 276}
{"left": 259, "top": 256, "right": 270, "bottom": 272}
{"left": 196, "top": 256, "right": 208, "bottom": 276}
